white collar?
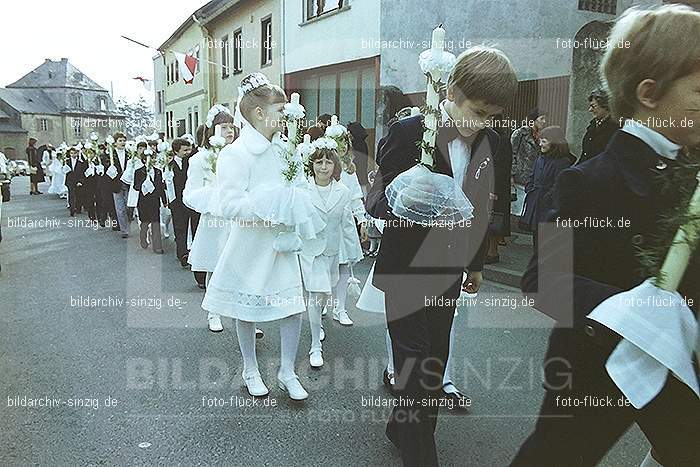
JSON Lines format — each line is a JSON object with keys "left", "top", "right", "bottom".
{"left": 621, "top": 120, "right": 681, "bottom": 160}
{"left": 240, "top": 124, "right": 285, "bottom": 155}
{"left": 174, "top": 156, "right": 183, "bottom": 166}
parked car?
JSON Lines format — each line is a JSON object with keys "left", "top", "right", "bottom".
{"left": 10, "top": 159, "right": 29, "bottom": 176}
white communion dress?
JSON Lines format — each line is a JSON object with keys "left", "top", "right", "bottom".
{"left": 201, "top": 125, "right": 324, "bottom": 322}
{"left": 183, "top": 147, "right": 230, "bottom": 272}
{"left": 299, "top": 179, "right": 357, "bottom": 293}
{"left": 48, "top": 155, "right": 67, "bottom": 195}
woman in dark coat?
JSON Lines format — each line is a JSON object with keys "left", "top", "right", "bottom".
{"left": 521, "top": 126, "right": 575, "bottom": 249}
{"left": 578, "top": 88, "right": 620, "bottom": 164}
{"left": 26, "top": 138, "right": 45, "bottom": 194}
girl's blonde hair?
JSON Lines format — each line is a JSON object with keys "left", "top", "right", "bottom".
{"left": 600, "top": 4, "right": 700, "bottom": 119}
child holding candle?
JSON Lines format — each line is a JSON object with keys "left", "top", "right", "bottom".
{"left": 366, "top": 31, "right": 517, "bottom": 464}
{"left": 133, "top": 149, "right": 167, "bottom": 254}
{"left": 202, "top": 73, "right": 322, "bottom": 400}
{"left": 299, "top": 138, "right": 359, "bottom": 368}
{"left": 324, "top": 117, "right": 368, "bottom": 326}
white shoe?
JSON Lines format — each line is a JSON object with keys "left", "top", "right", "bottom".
{"left": 309, "top": 349, "right": 324, "bottom": 368}
{"left": 278, "top": 374, "right": 308, "bottom": 401}
{"left": 321, "top": 306, "right": 328, "bottom": 317}
{"left": 333, "top": 309, "right": 354, "bottom": 326}
{"left": 242, "top": 373, "right": 269, "bottom": 397}
{"left": 320, "top": 325, "right": 325, "bottom": 342}
{"left": 207, "top": 313, "right": 223, "bottom": 332}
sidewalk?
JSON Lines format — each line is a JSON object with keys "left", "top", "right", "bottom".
{"left": 482, "top": 222, "right": 533, "bottom": 289}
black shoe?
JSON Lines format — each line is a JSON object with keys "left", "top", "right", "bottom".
{"left": 255, "top": 328, "right": 264, "bottom": 339}
{"left": 112, "top": 226, "right": 120, "bottom": 231}
{"left": 154, "top": 249, "right": 165, "bottom": 254}
{"left": 140, "top": 240, "right": 149, "bottom": 249}
{"left": 383, "top": 368, "right": 397, "bottom": 395}
{"left": 70, "top": 211, "right": 75, "bottom": 217}
{"left": 484, "top": 254, "right": 499, "bottom": 264}
{"left": 36, "top": 191, "right": 43, "bottom": 194}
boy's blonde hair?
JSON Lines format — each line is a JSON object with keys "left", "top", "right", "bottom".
{"left": 601, "top": 4, "right": 700, "bottom": 119}
{"left": 447, "top": 46, "right": 518, "bottom": 108}
{"left": 239, "top": 84, "right": 286, "bottom": 123}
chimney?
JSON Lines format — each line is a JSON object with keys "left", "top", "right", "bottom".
{"left": 61, "top": 58, "right": 68, "bottom": 62}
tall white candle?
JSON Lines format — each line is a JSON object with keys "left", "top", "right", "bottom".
{"left": 331, "top": 115, "right": 338, "bottom": 126}
{"left": 411, "top": 106, "right": 421, "bottom": 117}
{"left": 291, "top": 92, "right": 300, "bottom": 105}
{"left": 214, "top": 125, "right": 222, "bottom": 138}
{"left": 431, "top": 25, "right": 445, "bottom": 51}
{"left": 303, "top": 134, "right": 311, "bottom": 144}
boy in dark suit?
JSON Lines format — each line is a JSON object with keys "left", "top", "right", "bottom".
{"left": 64, "top": 147, "right": 86, "bottom": 216}
{"left": 133, "top": 158, "right": 167, "bottom": 254}
{"left": 366, "top": 46, "right": 517, "bottom": 467}
{"left": 511, "top": 5, "right": 700, "bottom": 467}
{"left": 168, "top": 138, "right": 196, "bottom": 267}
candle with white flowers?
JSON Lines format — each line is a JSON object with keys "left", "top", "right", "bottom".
{"left": 283, "top": 92, "right": 306, "bottom": 155}
{"left": 420, "top": 25, "right": 449, "bottom": 168}
{"left": 214, "top": 124, "right": 222, "bottom": 139}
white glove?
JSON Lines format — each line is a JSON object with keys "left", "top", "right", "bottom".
{"left": 106, "top": 165, "right": 118, "bottom": 179}
{"left": 62, "top": 165, "right": 71, "bottom": 174}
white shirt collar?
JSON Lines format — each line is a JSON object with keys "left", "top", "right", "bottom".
{"left": 174, "top": 156, "right": 183, "bottom": 168}
{"left": 621, "top": 119, "right": 681, "bottom": 160}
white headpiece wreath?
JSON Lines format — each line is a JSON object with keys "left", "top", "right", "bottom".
{"left": 206, "top": 104, "right": 233, "bottom": 129}
{"left": 233, "top": 72, "right": 272, "bottom": 129}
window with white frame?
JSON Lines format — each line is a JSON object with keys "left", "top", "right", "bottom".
{"left": 306, "top": 0, "right": 344, "bottom": 20}
{"left": 261, "top": 17, "right": 272, "bottom": 66}
{"left": 222, "top": 35, "right": 230, "bottom": 79}
{"left": 39, "top": 118, "right": 49, "bottom": 131}
{"left": 233, "top": 29, "right": 243, "bottom": 73}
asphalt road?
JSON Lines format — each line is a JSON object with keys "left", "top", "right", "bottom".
{"left": 1, "top": 176, "right": 648, "bottom": 466}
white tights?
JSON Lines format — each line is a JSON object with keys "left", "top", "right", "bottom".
{"left": 236, "top": 314, "right": 301, "bottom": 380}
{"left": 307, "top": 291, "right": 333, "bottom": 353}
{"left": 331, "top": 264, "right": 351, "bottom": 312}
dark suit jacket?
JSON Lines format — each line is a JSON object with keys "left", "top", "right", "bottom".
{"left": 522, "top": 130, "right": 699, "bottom": 380}
{"left": 64, "top": 158, "right": 86, "bottom": 188}
{"left": 579, "top": 116, "right": 620, "bottom": 164}
{"left": 169, "top": 158, "right": 188, "bottom": 204}
{"left": 366, "top": 115, "right": 501, "bottom": 302}
{"left": 109, "top": 148, "right": 130, "bottom": 193}
{"left": 133, "top": 166, "right": 167, "bottom": 223}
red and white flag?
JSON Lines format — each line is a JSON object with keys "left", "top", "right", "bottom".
{"left": 173, "top": 52, "right": 198, "bottom": 84}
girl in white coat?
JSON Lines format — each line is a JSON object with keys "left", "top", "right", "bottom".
{"left": 201, "top": 73, "right": 323, "bottom": 401}
{"left": 300, "top": 139, "right": 360, "bottom": 368}
{"left": 184, "top": 105, "right": 236, "bottom": 333}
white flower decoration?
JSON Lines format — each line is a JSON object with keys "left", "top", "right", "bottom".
{"left": 206, "top": 104, "right": 233, "bottom": 128}
{"left": 89, "top": 132, "right": 99, "bottom": 142}
{"left": 146, "top": 132, "right": 159, "bottom": 142}
{"left": 157, "top": 141, "right": 171, "bottom": 153}
{"left": 105, "top": 135, "right": 115, "bottom": 145}
{"left": 144, "top": 148, "right": 154, "bottom": 156}
{"left": 209, "top": 135, "right": 226, "bottom": 148}
{"left": 325, "top": 122, "right": 348, "bottom": 138}
{"left": 84, "top": 141, "right": 93, "bottom": 150}
{"left": 125, "top": 141, "right": 136, "bottom": 153}
{"left": 296, "top": 141, "right": 315, "bottom": 162}
{"left": 283, "top": 102, "right": 306, "bottom": 120}
{"left": 311, "top": 137, "right": 338, "bottom": 151}
{"left": 135, "top": 135, "right": 147, "bottom": 144}
{"left": 182, "top": 133, "right": 196, "bottom": 145}
{"left": 76, "top": 143, "right": 84, "bottom": 150}
{"left": 418, "top": 49, "right": 457, "bottom": 76}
